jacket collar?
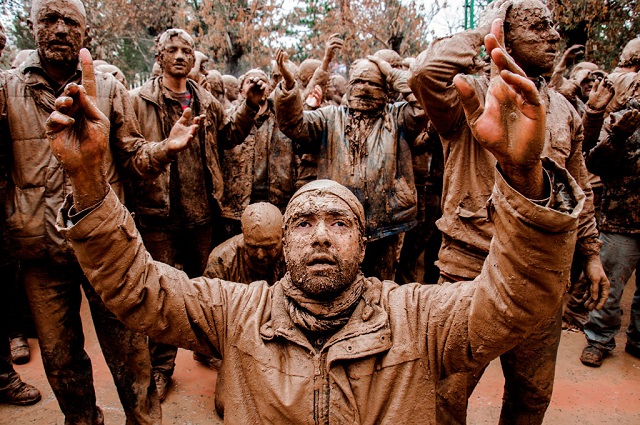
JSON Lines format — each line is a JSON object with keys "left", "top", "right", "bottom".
{"left": 261, "top": 277, "right": 392, "bottom": 360}
{"left": 22, "top": 51, "right": 82, "bottom": 93}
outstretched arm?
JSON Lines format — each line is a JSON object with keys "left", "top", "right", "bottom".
{"left": 418, "top": 19, "right": 584, "bottom": 375}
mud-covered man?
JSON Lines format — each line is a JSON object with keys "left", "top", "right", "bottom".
{"left": 129, "top": 28, "right": 266, "bottom": 401}
{"left": 219, "top": 69, "right": 298, "bottom": 239}
{"left": 0, "top": 20, "right": 42, "bottom": 409}
{"left": 48, "top": 20, "right": 585, "bottom": 424}
{"left": 0, "top": 0, "right": 204, "bottom": 422}
{"left": 274, "top": 48, "right": 425, "bottom": 280}
{"left": 409, "top": 0, "right": 610, "bottom": 423}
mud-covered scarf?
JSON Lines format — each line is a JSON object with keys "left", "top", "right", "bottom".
{"left": 282, "top": 272, "right": 367, "bottom": 333}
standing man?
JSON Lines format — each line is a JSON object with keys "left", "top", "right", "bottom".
{"left": 129, "top": 28, "right": 266, "bottom": 401}
{"left": 275, "top": 51, "right": 426, "bottom": 280}
{"left": 580, "top": 105, "right": 640, "bottom": 366}
{"left": 410, "top": 1, "right": 609, "bottom": 423}
{"left": 0, "top": 19, "right": 41, "bottom": 408}
{"left": 0, "top": 0, "right": 197, "bottom": 422}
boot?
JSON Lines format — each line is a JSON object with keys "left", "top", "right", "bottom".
{"left": 0, "top": 372, "right": 41, "bottom": 405}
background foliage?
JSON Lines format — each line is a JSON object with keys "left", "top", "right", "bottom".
{"left": 1, "top": 0, "right": 639, "bottom": 82}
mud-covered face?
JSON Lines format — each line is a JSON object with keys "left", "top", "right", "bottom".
{"left": 245, "top": 232, "right": 282, "bottom": 269}
{"left": 505, "top": 1, "right": 560, "bottom": 77}
{"left": 158, "top": 37, "right": 195, "bottom": 79}
{"left": 31, "top": 0, "right": 87, "bottom": 67}
{"left": 347, "top": 60, "right": 387, "bottom": 112}
{"left": 284, "top": 194, "right": 364, "bottom": 299}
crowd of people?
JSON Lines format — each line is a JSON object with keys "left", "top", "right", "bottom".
{"left": 0, "top": 0, "right": 639, "bottom": 423}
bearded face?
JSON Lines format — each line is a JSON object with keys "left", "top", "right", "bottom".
{"left": 31, "top": 0, "right": 87, "bottom": 68}
{"left": 284, "top": 194, "right": 365, "bottom": 299}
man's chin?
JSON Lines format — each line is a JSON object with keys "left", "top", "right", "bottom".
{"left": 42, "top": 51, "right": 79, "bottom": 67}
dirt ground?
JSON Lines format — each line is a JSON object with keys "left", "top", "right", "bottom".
{"left": 2, "top": 278, "right": 639, "bottom": 424}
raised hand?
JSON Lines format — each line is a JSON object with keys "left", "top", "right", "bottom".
{"left": 276, "top": 48, "right": 295, "bottom": 90}
{"left": 367, "top": 55, "right": 393, "bottom": 77}
{"left": 322, "top": 33, "right": 343, "bottom": 70}
{"left": 610, "top": 108, "right": 640, "bottom": 140}
{"left": 454, "top": 19, "right": 546, "bottom": 199}
{"left": 243, "top": 76, "right": 270, "bottom": 109}
{"left": 166, "top": 108, "right": 205, "bottom": 154}
{"left": 46, "top": 48, "right": 111, "bottom": 211}
{"left": 586, "top": 77, "right": 614, "bottom": 112}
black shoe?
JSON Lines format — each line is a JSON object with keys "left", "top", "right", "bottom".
{"left": 10, "top": 337, "right": 30, "bottom": 365}
{"left": 0, "top": 375, "right": 41, "bottom": 406}
{"left": 153, "top": 371, "right": 172, "bottom": 403}
{"left": 625, "top": 343, "right": 640, "bottom": 359}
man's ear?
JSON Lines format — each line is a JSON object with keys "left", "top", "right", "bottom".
{"left": 27, "top": 18, "right": 34, "bottom": 35}
{"left": 84, "top": 25, "right": 90, "bottom": 41}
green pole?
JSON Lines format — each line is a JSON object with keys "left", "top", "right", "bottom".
{"left": 470, "top": 0, "right": 475, "bottom": 29}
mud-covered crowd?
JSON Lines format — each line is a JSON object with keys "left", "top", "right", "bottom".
{"left": 1, "top": 0, "right": 639, "bottom": 423}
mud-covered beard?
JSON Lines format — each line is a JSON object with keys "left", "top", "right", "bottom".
{"left": 287, "top": 247, "right": 361, "bottom": 300}
{"left": 37, "top": 39, "right": 80, "bottom": 69}
{"left": 347, "top": 84, "right": 387, "bottom": 113}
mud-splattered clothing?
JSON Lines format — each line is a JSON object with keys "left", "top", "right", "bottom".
{"left": 586, "top": 113, "right": 640, "bottom": 234}
{"left": 59, "top": 159, "right": 583, "bottom": 425}
{"left": 204, "top": 234, "right": 285, "bottom": 284}
{"left": 130, "top": 76, "right": 257, "bottom": 221}
{"left": 274, "top": 81, "right": 425, "bottom": 242}
{"left": 409, "top": 29, "right": 600, "bottom": 280}
{"left": 220, "top": 98, "right": 297, "bottom": 219}
{"left": 0, "top": 52, "right": 162, "bottom": 424}
{"left": 0, "top": 52, "right": 171, "bottom": 263}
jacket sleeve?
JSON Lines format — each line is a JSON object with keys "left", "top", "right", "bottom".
{"left": 565, "top": 106, "right": 601, "bottom": 258}
{"left": 419, "top": 159, "right": 584, "bottom": 376}
{"left": 56, "top": 189, "right": 258, "bottom": 357}
{"left": 108, "top": 79, "right": 176, "bottom": 178}
{"left": 214, "top": 94, "right": 259, "bottom": 150}
{"left": 274, "top": 81, "right": 330, "bottom": 153}
{"left": 408, "top": 29, "right": 487, "bottom": 139}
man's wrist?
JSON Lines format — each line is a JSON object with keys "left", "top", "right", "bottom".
{"left": 500, "top": 162, "right": 546, "bottom": 200}
{"left": 70, "top": 174, "right": 110, "bottom": 211}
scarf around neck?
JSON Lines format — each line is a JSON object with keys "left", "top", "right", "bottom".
{"left": 282, "top": 272, "right": 367, "bottom": 333}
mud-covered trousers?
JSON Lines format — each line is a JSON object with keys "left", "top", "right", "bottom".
{"left": 584, "top": 232, "right": 640, "bottom": 353}
{"left": 22, "top": 260, "right": 161, "bottom": 424}
{"left": 437, "top": 275, "right": 562, "bottom": 425}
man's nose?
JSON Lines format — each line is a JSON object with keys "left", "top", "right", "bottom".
{"left": 53, "top": 18, "right": 68, "bottom": 35}
{"left": 256, "top": 248, "right": 266, "bottom": 260}
{"left": 312, "top": 222, "right": 331, "bottom": 246}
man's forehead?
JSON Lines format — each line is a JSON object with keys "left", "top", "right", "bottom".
{"left": 164, "top": 37, "right": 193, "bottom": 50}
{"left": 287, "top": 194, "right": 357, "bottom": 221}
{"left": 33, "top": 0, "right": 86, "bottom": 22}
{"left": 509, "top": 1, "right": 552, "bottom": 26}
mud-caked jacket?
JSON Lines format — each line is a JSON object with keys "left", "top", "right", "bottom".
{"left": 409, "top": 29, "right": 601, "bottom": 279}
{"left": 130, "top": 76, "right": 257, "bottom": 218}
{"left": 0, "top": 52, "right": 172, "bottom": 263}
{"left": 586, "top": 112, "right": 640, "bottom": 234}
{"left": 203, "top": 233, "right": 285, "bottom": 285}
{"left": 58, "top": 159, "right": 583, "bottom": 424}
{"left": 274, "top": 79, "right": 426, "bottom": 242}
{"left": 220, "top": 98, "right": 297, "bottom": 219}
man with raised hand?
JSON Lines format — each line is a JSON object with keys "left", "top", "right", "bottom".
{"left": 47, "top": 19, "right": 583, "bottom": 424}
{"left": 0, "top": 0, "right": 199, "bottom": 422}
{"left": 409, "top": 1, "right": 609, "bottom": 423}
{"left": 129, "top": 28, "right": 265, "bottom": 401}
